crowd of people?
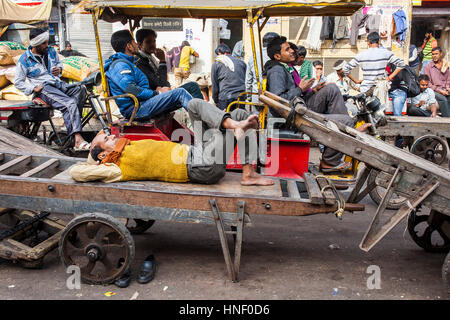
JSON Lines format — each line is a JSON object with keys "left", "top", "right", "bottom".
{"left": 14, "top": 27, "right": 449, "bottom": 173}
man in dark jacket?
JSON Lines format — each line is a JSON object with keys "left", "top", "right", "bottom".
{"left": 134, "top": 28, "right": 203, "bottom": 99}
{"left": 211, "top": 44, "right": 247, "bottom": 110}
{"left": 264, "top": 35, "right": 355, "bottom": 173}
{"left": 104, "top": 30, "right": 192, "bottom": 120}
{"left": 60, "top": 42, "right": 86, "bottom": 57}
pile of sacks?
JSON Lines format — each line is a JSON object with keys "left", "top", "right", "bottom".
{"left": 0, "top": 41, "right": 100, "bottom": 101}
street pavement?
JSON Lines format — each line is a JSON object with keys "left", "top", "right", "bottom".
{"left": 0, "top": 149, "right": 448, "bottom": 300}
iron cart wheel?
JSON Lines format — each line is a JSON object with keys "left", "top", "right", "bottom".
{"left": 58, "top": 212, "right": 135, "bottom": 285}
{"left": 367, "top": 169, "right": 408, "bottom": 210}
{"left": 410, "top": 135, "right": 449, "bottom": 166}
{"left": 125, "top": 219, "right": 155, "bottom": 235}
{"left": 443, "top": 252, "right": 450, "bottom": 292}
{"left": 407, "top": 209, "right": 450, "bottom": 253}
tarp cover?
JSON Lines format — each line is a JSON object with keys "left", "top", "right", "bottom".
{"left": 0, "top": 0, "right": 52, "bottom": 27}
{"left": 79, "top": 0, "right": 369, "bottom": 21}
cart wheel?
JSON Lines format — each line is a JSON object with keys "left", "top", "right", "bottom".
{"left": 125, "top": 219, "right": 155, "bottom": 235}
{"left": 367, "top": 170, "right": 408, "bottom": 210}
{"left": 407, "top": 210, "right": 450, "bottom": 253}
{"left": 410, "top": 135, "right": 448, "bottom": 166}
{"left": 58, "top": 212, "right": 135, "bottom": 285}
{"left": 443, "top": 252, "right": 450, "bottom": 292}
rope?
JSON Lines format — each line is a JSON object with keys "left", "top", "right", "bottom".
{"left": 315, "top": 175, "right": 346, "bottom": 219}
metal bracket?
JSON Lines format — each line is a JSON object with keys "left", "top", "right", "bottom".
{"left": 209, "top": 199, "right": 245, "bottom": 282}
{"left": 360, "top": 167, "right": 440, "bottom": 251}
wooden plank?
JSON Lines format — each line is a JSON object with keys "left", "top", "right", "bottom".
{"left": 315, "top": 176, "right": 337, "bottom": 206}
{"left": 0, "top": 127, "right": 60, "bottom": 156}
{"left": 0, "top": 155, "right": 31, "bottom": 175}
{"left": 20, "top": 159, "right": 60, "bottom": 178}
{"left": 303, "top": 173, "right": 324, "bottom": 204}
{"left": 286, "top": 179, "right": 301, "bottom": 200}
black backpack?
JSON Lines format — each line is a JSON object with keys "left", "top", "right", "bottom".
{"left": 402, "top": 66, "right": 421, "bottom": 98}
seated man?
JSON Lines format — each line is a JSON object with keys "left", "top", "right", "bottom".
{"left": 326, "top": 60, "right": 360, "bottom": 95}
{"left": 264, "top": 36, "right": 356, "bottom": 173}
{"left": 14, "top": 28, "right": 90, "bottom": 151}
{"left": 134, "top": 28, "right": 204, "bottom": 100}
{"left": 407, "top": 74, "right": 439, "bottom": 117}
{"left": 104, "top": 30, "right": 193, "bottom": 121}
{"left": 424, "top": 47, "right": 450, "bottom": 117}
{"left": 211, "top": 44, "right": 247, "bottom": 111}
{"left": 71, "top": 98, "right": 274, "bottom": 187}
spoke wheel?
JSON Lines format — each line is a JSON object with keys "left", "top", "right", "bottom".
{"left": 407, "top": 210, "right": 450, "bottom": 253}
{"left": 59, "top": 213, "right": 135, "bottom": 285}
{"left": 410, "top": 135, "right": 448, "bottom": 165}
{"left": 368, "top": 170, "right": 408, "bottom": 210}
{"left": 125, "top": 219, "right": 155, "bottom": 235}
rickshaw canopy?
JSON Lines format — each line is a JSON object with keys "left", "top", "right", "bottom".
{"left": 81, "top": 0, "right": 370, "bottom": 21}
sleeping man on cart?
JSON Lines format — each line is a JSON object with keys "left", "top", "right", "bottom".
{"left": 70, "top": 98, "right": 274, "bottom": 187}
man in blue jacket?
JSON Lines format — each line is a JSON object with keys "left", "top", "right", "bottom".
{"left": 104, "top": 30, "right": 192, "bottom": 120}
{"left": 15, "top": 28, "right": 90, "bottom": 151}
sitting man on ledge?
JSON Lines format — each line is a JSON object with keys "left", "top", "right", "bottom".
{"left": 264, "top": 35, "right": 364, "bottom": 174}
{"left": 104, "top": 30, "right": 193, "bottom": 121}
{"left": 70, "top": 98, "right": 274, "bottom": 187}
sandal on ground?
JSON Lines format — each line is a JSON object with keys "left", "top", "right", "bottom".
{"left": 73, "top": 141, "right": 91, "bottom": 152}
{"left": 319, "top": 161, "right": 352, "bottom": 174}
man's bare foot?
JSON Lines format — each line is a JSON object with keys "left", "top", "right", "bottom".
{"left": 233, "top": 114, "right": 259, "bottom": 140}
{"left": 241, "top": 164, "right": 274, "bottom": 186}
{"left": 356, "top": 123, "right": 372, "bottom": 132}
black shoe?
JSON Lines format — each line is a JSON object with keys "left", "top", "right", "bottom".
{"left": 137, "top": 255, "right": 156, "bottom": 284}
{"left": 114, "top": 268, "right": 131, "bottom": 288}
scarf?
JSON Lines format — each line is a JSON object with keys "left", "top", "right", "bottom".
{"left": 139, "top": 50, "right": 159, "bottom": 72}
{"left": 216, "top": 54, "right": 235, "bottom": 72}
{"left": 280, "top": 62, "right": 301, "bottom": 87}
{"left": 101, "top": 138, "right": 130, "bottom": 165}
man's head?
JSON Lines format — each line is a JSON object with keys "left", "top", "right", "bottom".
{"left": 111, "top": 30, "right": 139, "bottom": 55}
{"left": 136, "top": 28, "right": 157, "bottom": 54}
{"left": 263, "top": 32, "right": 279, "bottom": 48}
{"left": 65, "top": 41, "right": 72, "bottom": 51}
{"left": 418, "top": 74, "right": 430, "bottom": 92}
{"left": 181, "top": 41, "right": 190, "bottom": 47}
{"left": 267, "top": 36, "right": 295, "bottom": 64}
{"left": 294, "top": 45, "right": 307, "bottom": 66}
{"left": 215, "top": 43, "right": 231, "bottom": 56}
{"left": 313, "top": 60, "right": 323, "bottom": 78}
{"left": 431, "top": 47, "right": 443, "bottom": 63}
{"left": 425, "top": 29, "right": 433, "bottom": 40}
{"left": 90, "top": 131, "right": 118, "bottom": 162}
{"left": 333, "top": 59, "right": 346, "bottom": 77}
{"left": 29, "top": 28, "right": 49, "bottom": 55}
{"left": 367, "top": 32, "right": 380, "bottom": 47}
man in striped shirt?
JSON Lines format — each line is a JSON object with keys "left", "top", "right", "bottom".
{"left": 343, "top": 32, "right": 405, "bottom": 94}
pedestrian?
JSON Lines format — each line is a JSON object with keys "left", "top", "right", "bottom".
{"left": 211, "top": 44, "right": 247, "bottom": 111}
{"left": 420, "top": 29, "right": 438, "bottom": 74}
{"left": 170, "top": 41, "right": 199, "bottom": 86}
{"left": 60, "top": 41, "right": 87, "bottom": 57}
{"left": 423, "top": 46, "right": 450, "bottom": 117}
{"left": 407, "top": 74, "right": 439, "bottom": 117}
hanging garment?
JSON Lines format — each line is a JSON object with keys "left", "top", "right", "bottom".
{"left": 306, "top": 17, "right": 323, "bottom": 51}
{"left": 334, "top": 16, "right": 349, "bottom": 40}
{"left": 379, "top": 14, "right": 392, "bottom": 48}
{"left": 320, "top": 16, "right": 335, "bottom": 40}
{"left": 393, "top": 9, "right": 407, "bottom": 42}
{"left": 350, "top": 11, "right": 368, "bottom": 46}
{"left": 366, "top": 13, "right": 381, "bottom": 33}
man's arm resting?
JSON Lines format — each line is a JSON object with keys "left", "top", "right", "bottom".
{"left": 114, "top": 62, "right": 155, "bottom": 100}
{"left": 70, "top": 162, "right": 122, "bottom": 183}
{"left": 14, "top": 62, "right": 36, "bottom": 96}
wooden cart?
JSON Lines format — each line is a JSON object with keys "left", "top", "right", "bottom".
{"left": 0, "top": 150, "right": 364, "bottom": 284}
{"left": 261, "top": 92, "right": 450, "bottom": 288}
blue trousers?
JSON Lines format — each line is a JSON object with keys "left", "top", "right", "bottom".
{"left": 133, "top": 88, "right": 192, "bottom": 120}
{"left": 389, "top": 89, "right": 407, "bottom": 116}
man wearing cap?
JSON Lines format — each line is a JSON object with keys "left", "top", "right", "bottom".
{"left": 14, "top": 28, "right": 90, "bottom": 151}
{"left": 326, "top": 59, "right": 360, "bottom": 95}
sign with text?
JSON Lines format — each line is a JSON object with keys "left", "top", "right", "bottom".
{"left": 141, "top": 18, "right": 183, "bottom": 32}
